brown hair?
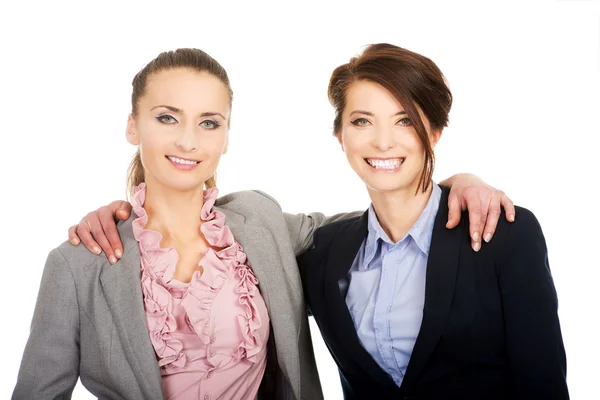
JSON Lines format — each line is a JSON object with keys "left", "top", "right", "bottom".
{"left": 126, "top": 48, "right": 233, "bottom": 196}
{"left": 328, "top": 43, "right": 452, "bottom": 193}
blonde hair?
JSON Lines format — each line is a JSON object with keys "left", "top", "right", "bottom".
{"left": 125, "top": 48, "right": 231, "bottom": 197}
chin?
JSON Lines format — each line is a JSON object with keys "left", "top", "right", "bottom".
{"left": 360, "top": 175, "right": 408, "bottom": 193}
{"left": 365, "top": 184, "right": 409, "bottom": 194}
{"left": 158, "top": 177, "right": 207, "bottom": 192}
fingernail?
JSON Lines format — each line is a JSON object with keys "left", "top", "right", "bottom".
{"left": 109, "top": 255, "right": 117, "bottom": 264}
{"left": 474, "top": 242, "right": 481, "bottom": 252}
{"left": 484, "top": 233, "right": 492, "bottom": 243}
{"left": 115, "top": 249, "right": 122, "bottom": 258}
{"left": 509, "top": 214, "right": 515, "bottom": 222}
{"left": 472, "top": 232, "right": 479, "bottom": 241}
{"left": 93, "top": 246, "right": 101, "bottom": 255}
{"left": 70, "top": 238, "right": 79, "bottom": 245}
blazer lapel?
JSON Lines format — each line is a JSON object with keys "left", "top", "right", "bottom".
{"left": 401, "top": 186, "right": 462, "bottom": 389}
{"left": 326, "top": 211, "right": 398, "bottom": 389}
{"left": 100, "top": 217, "right": 164, "bottom": 399}
{"left": 216, "top": 206, "right": 302, "bottom": 397}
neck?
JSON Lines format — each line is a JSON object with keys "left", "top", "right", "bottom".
{"left": 142, "top": 180, "right": 207, "bottom": 244}
{"left": 367, "top": 182, "right": 434, "bottom": 243}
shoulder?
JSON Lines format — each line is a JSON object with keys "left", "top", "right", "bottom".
{"left": 508, "top": 206, "right": 543, "bottom": 235}
{"left": 214, "top": 190, "right": 293, "bottom": 232}
{"left": 452, "top": 195, "right": 543, "bottom": 243}
{"left": 34, "top": 241, "right": 103, "bottom": 289}
{"left": 483, "top": 205, "right": 544, "bottom": 248}
{"left": 50, "top": 218, "right": 136, "bottom": 277}
{"left": 215, "top": 189, "right": 282, "bottom": 212}
{"left": 317, "top": 214, "right": 362, "bottom": 238}
{"left": 432, "top": 188, "right": 546, "bottom": 262}
{"left": 436, "top": 186, "right": 543, "bottom": 242}
{"left": 495, "top": 205, "right": 546, "bottom": 259}
{"left": 307, "top": 214, "right": 364, "bottom": 256}
{"left": 455, "top": 204, "right": 547, "bottom": 265}
{"left": 53, "top": 240, "right": 105, "bottom": 271}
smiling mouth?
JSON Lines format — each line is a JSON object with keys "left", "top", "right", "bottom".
{"left": 166, "top": 156, "right": 199, "bottom": 165}
{"left": 365, "top": 157, "right": 405, "bottom": 171}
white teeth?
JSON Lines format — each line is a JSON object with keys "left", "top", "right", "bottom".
{"left": 168, "top": 156, "right": 198, "bottom": 165}
{"left": 366, "top": 158, "right": 404, "bottom": 169}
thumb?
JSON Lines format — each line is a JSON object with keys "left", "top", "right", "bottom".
{"left": 116, "top": 201, "right": 132, "bottom": 220}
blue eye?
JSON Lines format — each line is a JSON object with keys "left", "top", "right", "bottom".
{"left": 156, "top": 115, "right": 177, "bottom": 124}
{"left": 200, "top": 120, "right": 220, "bottom": 129}
{"left": 351, "top": 118, "right": 371, "bottom": 127}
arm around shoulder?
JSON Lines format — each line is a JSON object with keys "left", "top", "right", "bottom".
{"left": 13, "top": 248, "right": 80, "bottom": 399}
{"left": 252, "top": 189, "right": 361, "bottom": 256}
{"left": 496, "top": 207, "right": 569, "bottom": 399}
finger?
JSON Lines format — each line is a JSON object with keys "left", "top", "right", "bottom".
{"left": 501, "top": 193, "right": 516, "bottom": 222}
{"left": 68, "top": 225, "right": 80, "bottom": 246}
{"left": 465, "top": 192, "right": 483, "bottom": 243}
{"left": 472, "top": 238, "right": 481, "bottom": 252}
{"left": 446, "top": 193, "right": 462, "bottom": 229}
{"left": 97, "top": 206, "right": 124, "bottom": 259}
{"left": 85, "top": 213, "right": 118, "bottom": 264}
{"left": 76, "top": 217, "right": 102, "bottom": 256}
{"left": 483, "top": 195, "right": 502, "bottom": 242}
{"left": 109, "top": 200, "right": 132, "bottom": 221}
{"left": 118, "top": 201, "right": 132, "bottom": 220}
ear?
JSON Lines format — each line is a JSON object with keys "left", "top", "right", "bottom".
{"left": 430, "top": 129, "right": 443, "bottom": 149}
{"left": 335, "top": 131, "right": 345, "bottom": 152}
{"left": 126, "top": 114, "right": 140, "bottom": 145}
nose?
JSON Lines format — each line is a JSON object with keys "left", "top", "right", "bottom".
{"left": 372, "top": 124, "right": 395, "bottom": 151}
{"left": 175, "top": 124, "right": 197, "bottom": 152}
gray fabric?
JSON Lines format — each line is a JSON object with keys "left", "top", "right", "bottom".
{"left": 13, "top": 190, "right": 357, "bottom": 400}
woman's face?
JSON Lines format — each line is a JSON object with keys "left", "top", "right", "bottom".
{"left": 127, "top": 68, "right": 230, "bottom": 193}
{"left": 336, "top": 80, "right": 440, "bottom": 196}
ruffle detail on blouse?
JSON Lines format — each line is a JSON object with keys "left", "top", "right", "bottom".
{"left": 131, "top": 183, "right": 265, "bottom": 371}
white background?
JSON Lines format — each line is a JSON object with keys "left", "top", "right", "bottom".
{"left": 1, "top": 0, "right": 599, "bottom": 398}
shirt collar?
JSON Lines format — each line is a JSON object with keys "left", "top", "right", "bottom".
{"left": 409, "top": 183, "right": 442, "bottom": 254}
{"left": 363, "top": 183, "right": 442, "bottom": 266}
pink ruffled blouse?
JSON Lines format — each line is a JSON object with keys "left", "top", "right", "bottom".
{"left": 131, "top": 184, "right": 270, "bottom": 400}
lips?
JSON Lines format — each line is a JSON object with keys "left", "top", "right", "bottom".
{"left": 166, "top": 155, "right": 199, "bottom": 165}
{"left": 365, "top": 157, "right": 405, "bottom": 171}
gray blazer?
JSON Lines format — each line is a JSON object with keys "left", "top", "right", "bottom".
{"left": 13, "top": 190, "right": 355, "bottom": 400}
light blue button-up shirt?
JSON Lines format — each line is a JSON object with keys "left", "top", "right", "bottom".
{"left": 338, "top": 183, "right": 441, "bottom": 386}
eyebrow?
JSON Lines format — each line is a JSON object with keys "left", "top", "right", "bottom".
{"left": 349, "top": 110, "right": 408, "bottom": 117}
{"left": 150, "top": 105, "right": 226, "bottom": 120}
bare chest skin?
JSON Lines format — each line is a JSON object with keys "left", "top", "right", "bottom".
{"left": 161, "top": 235, "right": 213, "bottom": 283}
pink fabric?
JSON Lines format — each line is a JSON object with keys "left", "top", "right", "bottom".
{"left": 131, "top": 183, "right": 270, "bottom": 400}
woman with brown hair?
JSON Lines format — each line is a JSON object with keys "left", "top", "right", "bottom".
{"left": 299, "top": 43, "right": 568, "bottom": 399}
{"left": 18, "top": 47, "right": 513, "bottom": 399}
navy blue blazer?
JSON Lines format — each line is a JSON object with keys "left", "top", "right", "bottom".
{"left": 298, "top": 187, "right": 568, "bottom": 400}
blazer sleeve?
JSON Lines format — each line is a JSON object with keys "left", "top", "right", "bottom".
{"left": 252, "top": 189, "right": 360, "bottom": 256}
{"left": 13, "top": 248, "right": 80, "bottom": 400}
{"left": 497, "top": 208, "right": 569, "bottom": 399}
{"left": 284, "top": 212, "right": 360, "bottom": 256}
